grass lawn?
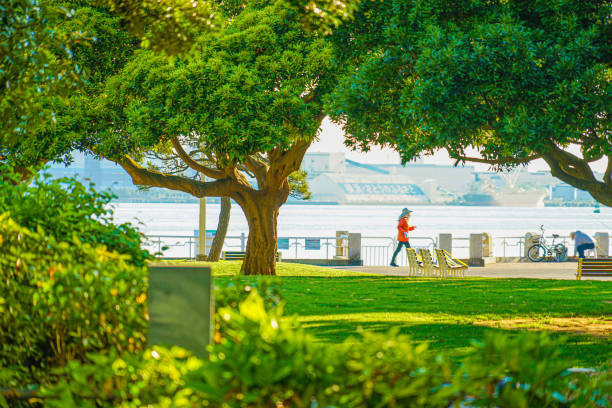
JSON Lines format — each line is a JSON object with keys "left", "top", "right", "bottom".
{"left": 167, "top": 260, "right": 612, "bottom": 366}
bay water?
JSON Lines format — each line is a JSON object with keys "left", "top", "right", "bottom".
{"left": 111, "top": 203, "right": 611, "bottom": 260}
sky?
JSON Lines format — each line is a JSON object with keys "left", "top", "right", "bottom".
{"left": 309, "top": 117, "right": 607, "bottom": 173}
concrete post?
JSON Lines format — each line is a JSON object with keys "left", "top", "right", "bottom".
{"left": 348, "top": 233, "right": 362, "bottom": 265}
{"left": 524, "top": 232, "right": 541, "bottom": 258}
{"left": 438, "top": 233, "right": 452, "bottom": 254}
{"left": 469, "top": 233, "right": 483, "bottom": 265}
{"left": 148, "top": 265, "right": 213, "bottom": 357}
{"left": 594, "top": 232, "right": 609, "bottom": 257}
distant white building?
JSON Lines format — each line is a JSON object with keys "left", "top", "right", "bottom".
{"left": 309, "top": 173, "right": 429, "bottom": 204}
{"left": 302, "top": 152, "right": 475, "bottom": 204}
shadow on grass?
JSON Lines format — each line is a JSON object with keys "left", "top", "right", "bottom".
{"left": 214, "top": 274, "right": 612, "bottom": 365}
{"left": 300, "top": 319, "right": 612, "bottom": 366}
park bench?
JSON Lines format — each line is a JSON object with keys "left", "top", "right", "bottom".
{"left": 222, "top": 251, "right": 282, "bottom": 261}
{"left": 435, "top": 249, "right": 468, "bottom": 278}
{"left": 576, "top": 258, "right": 612, "bottom": 280}
{"left": 405, "top": 248, "right": 424, "bottom": 277}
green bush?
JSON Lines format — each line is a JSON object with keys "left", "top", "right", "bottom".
{"left": 38, "top": 290, "right": 612, "bottom": 408}
{"left": 213, "top": 276, "right": 283, "bottom": 342}
{"left": 0, "top": 214, "right": 148, "bottom": 388}
{"left": 0, "top": 164, "right": 150, "bottom": 266}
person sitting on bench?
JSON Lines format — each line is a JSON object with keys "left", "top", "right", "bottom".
{"left": 570, "top": 230, "right": 595, "bottom": 259}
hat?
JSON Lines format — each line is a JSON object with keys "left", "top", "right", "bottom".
{"left": 399, "top": 208, "right": 413, "bottom": 220}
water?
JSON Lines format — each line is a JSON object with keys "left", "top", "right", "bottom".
{"left": 110, "top": 203, "right": 611, "bottom": 261}
{"left": 111, "top": 202, "right": 611, "bottom": 238}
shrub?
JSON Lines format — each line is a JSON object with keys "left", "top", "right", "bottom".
{"left": 0, "top": 164, "right": 150, "bottom": 266}
{"left": 213, "top": 276, "right": 283, "bottom": 342}
{"left": 0, "top": 214, "right": 149, "bottom": 388}
{"left": 39, "top": 291, "right": 612, "bottom": 408}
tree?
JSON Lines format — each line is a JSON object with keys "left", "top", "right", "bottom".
{"left": 77, "top": 2, "right": 335, "bottom": 275}
{"left": 329, "top": 0, "right": 612, "bottom": 204}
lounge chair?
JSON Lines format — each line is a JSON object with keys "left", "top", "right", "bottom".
{"left": 435, "top": 248, "right": 468, "bottom": 278}
{"left": 405, "top": 248, "right": 424, "bottom": 277}
{"left": 418, "top": 248, "right": 440, "bottom": 277}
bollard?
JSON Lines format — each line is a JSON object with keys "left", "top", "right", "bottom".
{"left": 524, "top": 232, "right": 541, "bottom": 258}
{"left": 594, "top": 232, "right": 609, "bottom": 257}
{"left": 469, "top": 233, "right": 483, "bottom": 265}
{"left": 438, "top": 233, "right": 452, "bottom": 254}
{"left": 148, "top": 264, "right": 214, "bottom": 357}
{"left": 348, "top": 233, "right": 362, "bottom": 265}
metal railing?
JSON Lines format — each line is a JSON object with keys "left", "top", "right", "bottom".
{"left": 144, "top": 233, "right": 584, "bottom": 264}
{"left": 145, "top": 234, "right": 350, "bottom": 260}
{"left": 448, "top": 235, "right": 573, "bottom": 259}
{"left": 361, "top": 236, "right": 437, "bottom": 266}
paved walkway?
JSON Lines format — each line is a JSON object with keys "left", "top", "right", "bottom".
{"left": 335, "top": 261, "right": 610, "bottom": 280}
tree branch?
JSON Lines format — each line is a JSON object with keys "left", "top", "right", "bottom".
{"left": 267, "top": 137, "right": 313, "bottom": 188}
{"left": 545, "top": 143, "right": 595, "bottom": 180}
{"left": 115, "top": 155, "right": 240, "bottom": 198}
{"left": 245, "top": 155, "right": 268, "bottom": 188}
{"left": 447, "top": 149, "right": 541, "bottom": 166}
{"left": 171, "top": 137, "right": 225, "bottom": 179}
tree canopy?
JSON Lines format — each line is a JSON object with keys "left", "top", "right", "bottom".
{"left": 60, "top": 1, "right": 337, "bottom": 275}
{"left": 329, "top": 0, "right": 612, "bottom": 204}
{"left": 0, "top": 0, "right": 89, "bottom": 172}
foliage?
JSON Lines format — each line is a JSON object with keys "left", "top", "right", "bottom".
{"left": 0, "top": 213, "right": 148, "bottom": 387}
{"left": 288, "top": 169, "right": 311, "bottom": 200}
{"left": 100, "top": 0, "right": 217, "bottom": 54}
{"left": 96, "top": 2, "right": 335, "bottom": 163}
{"left": 214, "top": 275, "right": 283, "bottom": 311}
{"left": 0, "top": 0, "right": 85, "bottom": 152}
{"left": 100, "top": 0, "right": 360, "bottom": 55}
{"left": 0, "top": 164, "right": 151, "bottom": 265}
{"left": 38, "top": 290, "right": 612, "bottom": 407}
{"left": 213, "top": 276, "right": 283, "bottom": 341}
{"left": 329, "top": 0, "right": 612, "bottom": 204}
{"left": 1, "top": 0, "right": 138, "bottom": 174}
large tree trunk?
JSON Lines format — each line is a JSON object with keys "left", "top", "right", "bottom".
{"left": 207, "top": 197, "right": 231, "bottom": 262}
{"left": 237, "top": 192, "right": 284, "bottom": 276}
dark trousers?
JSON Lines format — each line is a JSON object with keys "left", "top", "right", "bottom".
{"left": 576, "top": 243, "right": 595, "bottom": 259}
{"left": 391, "top": 241, "right": 411, "bottom": 264}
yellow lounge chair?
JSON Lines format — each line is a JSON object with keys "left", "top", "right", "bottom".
{"left": 435, "top": 248, "right": 468, "bottom": 278}
{"left": 405, "top": 248, "right": 424, "bottom": 277}
{"left": 418, "top": 248, "right": 440, "bottom": 277}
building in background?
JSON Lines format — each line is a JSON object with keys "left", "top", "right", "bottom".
{"left": 303, "top": 152, "right": 474, "bottom": 204}
{"left": 44, "top": 151, "right": 599, "bottom": 206}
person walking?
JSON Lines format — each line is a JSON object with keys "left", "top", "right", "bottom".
{"left": 570, "top": 230, "right": 595, "bottom": 259}
{"left": 390, "top": 208, "right": 416, "bottom": 267}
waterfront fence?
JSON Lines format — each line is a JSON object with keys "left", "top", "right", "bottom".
{"left": 144, "top": 233, "right": 593, "bottom": 265}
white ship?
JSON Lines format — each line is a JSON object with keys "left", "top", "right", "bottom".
{"left": 460, "top": 190, "right": 546, "bottom": 207}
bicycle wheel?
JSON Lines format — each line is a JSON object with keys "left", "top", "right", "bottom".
{"left": 554, "top": 244, "right": 568, "bottom": 262}
{"left": 527, "top": 244, "right": 546, "bottom": 262}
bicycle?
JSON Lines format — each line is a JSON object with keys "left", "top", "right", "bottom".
{"left": 526, "top": 225, "right": 568, "bottom": 262}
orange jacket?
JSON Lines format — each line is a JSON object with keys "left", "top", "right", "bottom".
{"left": 397, "top": 218, "right": 416, "bottom": 242}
